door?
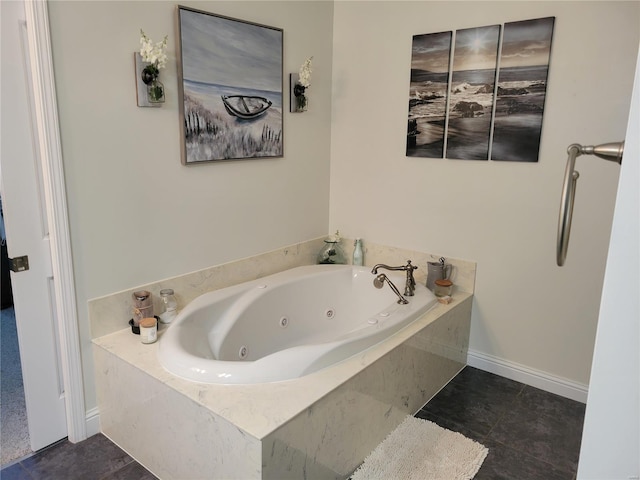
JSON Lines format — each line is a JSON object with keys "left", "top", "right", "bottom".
{"left": 0, "top": 0, "right": 67, "bottom": 450}
{"left": 576, "top": 46, "right": 639, "bottom": 478}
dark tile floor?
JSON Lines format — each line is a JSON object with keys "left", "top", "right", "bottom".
{"left": 0, "top": 435, "right": 157, "bottom": 480}
{"left": 416, "top": 366, "right": 586, "bottom": 480}
{"left": 1, "top": 366, "right": 585, "bottom": 479}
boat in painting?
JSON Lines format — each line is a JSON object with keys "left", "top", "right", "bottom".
{"left": 221, "top": 95, "right": 273, "bottom": 119}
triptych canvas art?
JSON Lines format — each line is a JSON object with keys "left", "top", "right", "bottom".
{"left": 407, "top": 17, "right": 555, "bottom": 162}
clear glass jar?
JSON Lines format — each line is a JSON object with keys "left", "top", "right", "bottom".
{"left": 158, "top": 288, "right": 178, "bottom": 324}
{"left": 434, "top": 279, "right": 453, "bottom": 297}
{"left": 317, "top": 240, "right": 346, "bottom": 265}
{"left": 147, "top": 78, "right": 165, "bottom": 103}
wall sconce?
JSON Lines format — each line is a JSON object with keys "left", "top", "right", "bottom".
{"left": 290, "top": 57, "right": 312, "bottom": 113}
{"left": 135, "top": 30, "right": 167, "bottom": 108}
{"left": 134, "top": 53, "right": 164, "bottom": 107}
{"left": 290, "top": 73, "right": 307, "bottom": 113}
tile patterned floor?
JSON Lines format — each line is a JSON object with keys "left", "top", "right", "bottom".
{"left": 0, "top": 435, "right": 156, "bottom": 480}
{"left": 1, "top": 366, "right": 585, "bottom": 479}
{"left": 416, "top": 366, "right": 585, "bottom": 480}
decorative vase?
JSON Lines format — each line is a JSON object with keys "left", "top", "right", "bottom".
{"left": 294, "top": 83, "right": 307, "bottom": 112}
{"left": 141, "top": 63, "right": 158, "bottom": 83}
{"left": 317, "top": 240, "right": 346, "bottom": 265}
{"left": 146, "top": 79, "right": 165, "bottom": 103}
{"left": 141, "top": 64, "right": 165, "bottom": 104}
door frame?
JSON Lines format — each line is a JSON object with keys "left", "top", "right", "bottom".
{"left": 23, "top": 0, "right": 86, "bottom": 443}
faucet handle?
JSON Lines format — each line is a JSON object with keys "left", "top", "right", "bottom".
{"left": 406, "top": 260, "right": 417, "bottom": 271}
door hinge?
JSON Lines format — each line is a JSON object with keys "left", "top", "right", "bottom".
{"left": 9, "top": 255, "right": 29, "bottom": 272}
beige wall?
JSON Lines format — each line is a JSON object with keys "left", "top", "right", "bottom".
{"left": 330, "top": 1, "right": 639, "bottom": 385}
{"left": 48, "top": 0, "right": 638, "bottom": 416}
{"left": 48, "top": 1, "right": 334, "bottom": 411}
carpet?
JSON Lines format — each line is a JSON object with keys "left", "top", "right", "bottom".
{"left": 350, "top": 416, "right": 488, "bottom": 480}
{"left": 1, "top": 306, "right": 32, "bottom": 466}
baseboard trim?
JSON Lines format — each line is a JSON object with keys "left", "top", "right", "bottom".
{"left": 85, "top": 407, "right": 100, "bottom": 437}
{"left": 467, "top": 349, "right": 588, "bottom": 403}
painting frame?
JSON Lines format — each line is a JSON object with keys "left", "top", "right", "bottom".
{"left": 446, "top": 24, "right": 501, "bottom": 161}
{"left": 176, "top": 6, "right": 284, "bottom": 164}
{"left": 490, "top": 17, "right": 555, "bottom": 162}
{"left": 406, "top": 31, "right": 452, "bottom": 159}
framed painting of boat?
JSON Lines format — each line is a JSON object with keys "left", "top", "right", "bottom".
{"left": 176, "top": 6, "right": 283, "bottom": 164}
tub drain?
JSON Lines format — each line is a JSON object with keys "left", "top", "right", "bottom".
{"left": 239, "top": 345, "right": 248, "bottom": 359}
{"left": 279, "top": 316, "right": 289, "bottom": 328}
{"left": 325, "top": 308, "right": 335, "bottom": 319}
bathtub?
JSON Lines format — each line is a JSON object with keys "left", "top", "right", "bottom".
{"left": 158, "top": 264, "right": 438, "bottom": 384}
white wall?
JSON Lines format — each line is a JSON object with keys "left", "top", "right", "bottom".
{"left": 48, "top": 1, "right": 334, "bottom": 411}
{"left": 330, "top": 2, "right": 639, "bottom": 388}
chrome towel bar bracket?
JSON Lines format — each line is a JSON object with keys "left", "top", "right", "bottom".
{"left": 556, "top": 141, "right": 624, "bottom": 266}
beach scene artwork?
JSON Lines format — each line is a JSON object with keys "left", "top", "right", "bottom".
{"left": 406, "top": 31, "right": 452, "bottom": 158}
{"left": 177, "top": 7, "right": 283, "bottom": 163}
{"left": 491, "top": 17, "right": 555, "bottom": 162}
{"left": 446, "top": 25, "right": 500, "bottom": 160}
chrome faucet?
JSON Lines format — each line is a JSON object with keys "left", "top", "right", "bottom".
{"left": 373, "top": 273, "right": 408, "bottom": 304}
{"left": 371, "top": 260, "right": 418, "bottom": 296}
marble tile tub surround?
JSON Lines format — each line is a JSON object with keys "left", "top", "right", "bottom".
{"left": 262, "top": 301, "right": 471, "bottom": 478}
{"left": 88, "top": 237, "right": 476, "bottom": 339}
{"left": 93, "top": 293, "right": 472, "bottom": 479}
{"left": 345, "top": 239, "right": 476, "bottom": 294}
{"left": 88, "top": 238, "right": 325, "bottom": 339}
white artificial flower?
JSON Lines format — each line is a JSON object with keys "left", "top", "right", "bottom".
{"left": 140, "top": 30, "right": 168, "bottom": 69}
{"left": 298, "top": 57, "right": 313, "bottom": 88}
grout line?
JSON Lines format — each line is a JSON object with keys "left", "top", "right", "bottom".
{"left": 98, "top": 456, "right": 139, "bottom": 480}
{"left": 483, "top": 383, "right": 525, "bottom": 440}
{"left": 488, "top": 437, "right": 578, "bottom": 477}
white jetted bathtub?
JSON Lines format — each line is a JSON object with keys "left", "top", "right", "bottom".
{"left": 158, "top": 264, "right": 437, "bottom": 384}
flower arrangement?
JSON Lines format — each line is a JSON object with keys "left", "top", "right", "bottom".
{"left": 298, "top": 57, "right": 313, "bottom": 88}
{"left": 294, "top": 56, "right": 313, "bottom": 111}
{"left": 140, "top": 30, "right": 168, "bottom": 69}
{"left": 139, "top": 30, "right": 168, "bottom": 102}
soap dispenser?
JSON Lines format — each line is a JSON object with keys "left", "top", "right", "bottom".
{"left": 317, "top": 231, "right": 346, "bottom": 264}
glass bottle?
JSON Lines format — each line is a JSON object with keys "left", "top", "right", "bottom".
{"left": 158, "top": 288, "right": 178, "bottom": 324}
{"left": 353, "top": 238, "right": 364, "bottom": 266}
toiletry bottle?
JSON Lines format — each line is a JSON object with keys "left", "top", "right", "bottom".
{"left": 132, "top": 290, "right": 153, "bottom": 326}
{"left": 159, "top": 289, "right": 178, "bottom": 324}
{"left": 353, "top": 238, "right": 364, "bottom": 266}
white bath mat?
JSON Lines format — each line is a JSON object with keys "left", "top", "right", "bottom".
{"left": 350, "top": 416, "right": 488, "bottom": 480}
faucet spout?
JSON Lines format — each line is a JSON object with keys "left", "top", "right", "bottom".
{"left": 371, "top": 260, "right": 418, "bottom": 296}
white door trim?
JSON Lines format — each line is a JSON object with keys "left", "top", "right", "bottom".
{"left": 23, "top": 0, "right": 86, "bottom": 443}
